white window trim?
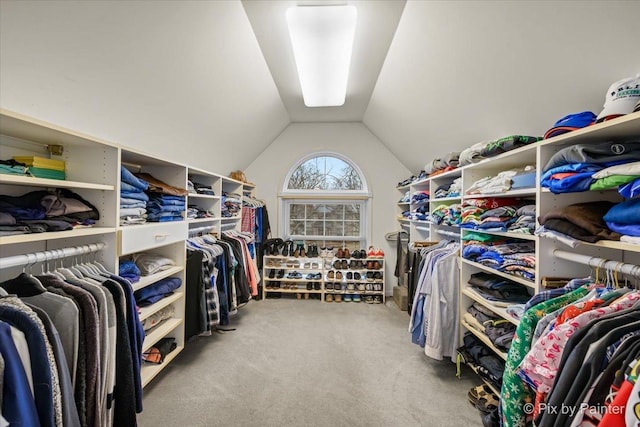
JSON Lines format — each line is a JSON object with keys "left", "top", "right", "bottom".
{"left": 279, "top": 152, "right": 371, "bottom": 245}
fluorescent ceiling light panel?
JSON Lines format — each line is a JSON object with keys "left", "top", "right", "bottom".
{"left": 286, "top": 5, "right": 357, "bottom": 107}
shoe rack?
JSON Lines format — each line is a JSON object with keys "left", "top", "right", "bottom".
{"left": 261, "top": 248, "right": 386, "bottom": 304}
{"left": 263, "top": 255, "right": 325, "bottom": 300}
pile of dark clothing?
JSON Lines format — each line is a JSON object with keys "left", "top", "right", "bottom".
{"left": 134, "top": 172, "right": 187, "bottom": 223}
{"left": 463, "top": 303, "right": 516, "bottom": 352}
{"left": 457, "top": 332, "right": 506, "bottom": 391}
{"left": 187, "top": 180, "right": 215, "bottom": 195}
{"left": 467, "top": 272, "right": 531, "bottom": 307}
{"left": 0, "top": 188, "right": 99, "bottom": 236}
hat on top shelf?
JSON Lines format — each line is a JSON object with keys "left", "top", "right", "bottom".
{"left": 543, "top": 111, "right": 597, "bottom": 139}
{"left": 229, "top": 170, "right": 255, "bottom": 186}
{"left": 596, "top": 74, "right": 640, "bottom": 122}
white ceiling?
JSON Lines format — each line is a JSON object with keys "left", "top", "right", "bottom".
{"left": 242, "top": 0, "right": 406, "bottom": 122}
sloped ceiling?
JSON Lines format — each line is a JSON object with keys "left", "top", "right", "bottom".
{"left": 242, "top": 0, "right": 406, "bottom": 122}
{"left": 363, "top": 0, "right": 640, "bottom": 173}
{"left": 0, "top": 0, "right": 289, "bottom": 172}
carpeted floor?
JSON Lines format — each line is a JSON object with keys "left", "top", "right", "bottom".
{"left": 138, "top": 297, "right": 483, "bottom": 427}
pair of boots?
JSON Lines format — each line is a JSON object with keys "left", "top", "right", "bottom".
{"left": 297, "top": 244, "right": 319, "bottom": 258}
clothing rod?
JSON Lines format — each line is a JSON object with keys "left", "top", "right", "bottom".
{"left": 0, "top": 242, "right": 107, "bottom": 270}
{"left": 436, "top": 229, "right": 460, "bottom": 238}
{"left": 553, "top": 250, "right": 640, "bottom": 278}
{"left": 188, "top": 225, "right": 218, "bottom": 236}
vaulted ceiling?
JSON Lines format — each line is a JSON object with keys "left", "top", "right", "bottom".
{"left": 1, "top": 1, "right": 639, "bottom": 174}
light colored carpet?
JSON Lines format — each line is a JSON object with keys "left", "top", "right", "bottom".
{"left": 138, "top": 297, "right": 484, "bottom": 427}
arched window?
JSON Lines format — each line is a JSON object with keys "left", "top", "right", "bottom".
{"left": 281, "top": 153, "right": 369, "bottom": 250}
{"left": 286, "top": 155, "right": 364, "bottom": 191}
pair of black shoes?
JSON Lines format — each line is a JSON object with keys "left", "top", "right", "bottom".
{"left": 350, "top": 249, "right": 367, "bottom": 259}
{"left": 263, "top": 238, "right": 284, "bottom": 256}
{"left": 306, "top": 282, "right": 321, "bottom": 291}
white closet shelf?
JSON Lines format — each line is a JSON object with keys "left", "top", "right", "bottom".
{"left": 138, "top": 292, "right": 184, "bottom": 321}
{"left": 461, "top": 288, "right": 520, "bottom": 326}
{"left": 187, "top": 194, "right": 220, "bottom": 200}
{"left": 131, "top": 266, "right": 184, "bottom": 292}
{"left": 0, "top": 174, "right": 115, "bottom": 190}
{"left": 411, "top": 220, "right": 432, "bottom": 225}
{"left": 431, "top": 169, "right": 462, "bottom": 180}
{"left": 220, "top": 216, "right": 241, "bottom": 221}
{"left": 187, "top": 217, "right": 222, "bottom": 223}
{"left": 461, "top": 259, "right": 536, "bottom": 288}
{"left": 431, "top": 196, "right": 461, "bottom": 202}
{"left": 0, "top": 227, "right": 116, "bottom": 245}
{"left": 464, "top": 188, "right": 536, "bottom": 199}
{"left": 462, "top": 229, "right": 537, "bottom": 241}
{"left": 264, "top": 278, "right": 323, "bottom": 283}
{"left": 461, "top": 319, "right": 508, "bottom": 361}
{"left": 585, "top": 240, "right": 640, "bottom": 253}
{"left": 141, "top": 345, "right": 184, "bottom": 388}
{"left": 325, "top": 289, "right": 384, "bottom": 295}
{"left": 264, "top": 288, "right": 323, "bottom": 294}
{"left": 398, "top": 217, "right": 410, "bottom": 222}
{"left": 142, "top": 318, "right": 184, "bottom": 353}
{"left": 468, "top": 143, "right": 537, "bottom": 171}
{"left": 537, "top": 112, "right": 640, "bottom": 149}
{"left": 397, "top": 201, "right": 410, "bottom": 205}
{"left": 396, "top": 183, "right": 412, "bottom": 191}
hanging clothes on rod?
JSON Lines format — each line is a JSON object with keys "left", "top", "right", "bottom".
{"left": 0, "top": 243, "right": 144, "bottom": 427}
{"left": 408, "top": 240, "right": 461, "bottom": 361}
{"left": 492, "top": 253, "right": 640, "bottom": 427}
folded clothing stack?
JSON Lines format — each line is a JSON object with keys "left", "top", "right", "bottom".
{"left": 463, "top": 302, "right": 516, "bottom": 351}
{"left": 119, "top": 260, "right": 141, "bottom": 283}
{"left": 190, "top": 180, "right": 215, "bottom": 196}
{"left": 120, "top": 166, "right": 149, "bottom": 225}
{"left": 134, "top": 277, "right": 182, "bottom": 307}
{"left": 398, "top": 191, "right": 410, "bottom": 203}
{"left": 0, "top": 159, "right": 29, "bottom": 176}
{"left": 604, "top": 198, "right": 640, "bottom": 240}
{"left": 467, "top": 272, "right": 531, "bottom": 307}
{"left": 538, "top": 201, "right": 621, "bottom": 243}
{"left": 221, "top": 192, "right": 242, "bottom": 217}
{"left": 457, "top": 333, "right": 506, "bottom": 391}
{"left": 141, "top": 305, "right": 175, "bottom": 332}
{"left": 459, "top": 135, "right": 541, "bottom": 167}
{"left": 466, "top": 166, "right": 535, "bottom": 196}
{"left": 406, "top": 191, "right": 430, "bottom": 221}
{"left": 424, "top": 151, "right": 460, "bottom": 175}
{"left": 507, "top": 205, "right": 536, "bottom": 234}
{"left": 132, "top": 252, "right": 176, "bottom": 275}
{"left": 429, "top": 203, "right": 461, "bottom": 226}
{"left": 540, "top": 141, "right": 640, "bottom": 194}
{"left": 433, "top": 177, "right": 462, "bottom": 199}
{"left": 13, "top": 156, "right": 66, "bottom": 180}
{"left": 0, "top": 188, "right": 99, "bottom": 236}
{"left": 397, "top": 170, "right": 428, "bottom": 188}
{"left": 459, "top": 197, "right": 522, "bottom": 230}
{"left": 187, "top": 205, "right": 216, "bottom": 220}
{"left": 146, "top": 194, "right": 185, "bottom": 222}
{"left": 462, "top": 239, "right": 536, "bottom": 281}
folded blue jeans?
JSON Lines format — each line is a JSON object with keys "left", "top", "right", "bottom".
{"left": 121, "top": 166, "right": 149, "bottom": 191}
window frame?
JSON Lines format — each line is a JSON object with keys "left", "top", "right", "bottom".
{"left": 279, "top": 152, "right": 371, "bottom": 245}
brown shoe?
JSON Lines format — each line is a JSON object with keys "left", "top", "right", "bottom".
{"left": 343, "top": 248, "right": 350, "bottom": 259}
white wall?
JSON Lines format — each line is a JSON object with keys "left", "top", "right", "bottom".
{"left": 0, "top": 0, "right": 289, "bottom": 173}
{"left": 245, "top": 122, "right": 412, "bottom": 294}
